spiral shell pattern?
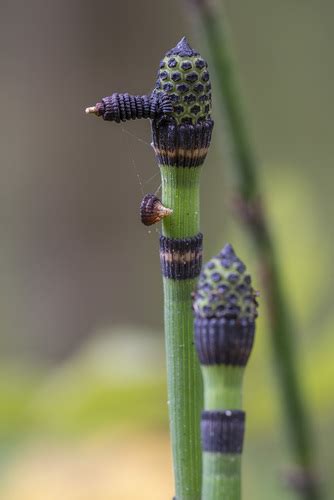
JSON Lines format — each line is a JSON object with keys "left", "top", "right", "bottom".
{"left": 140, "top": 194, "right": 172, "bottom": 226}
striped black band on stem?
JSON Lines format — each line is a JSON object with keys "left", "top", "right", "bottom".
{"left": 201, "top": 410, "right": 245, "bottom": 453}
{"left": 160, "top": 233, "right": 203, "bottom": 280}
{"left": 194, "top": 317, "right": 255, "bottom": 366}
{"left": 96, "top": 92, "right": 173, "bottom": 122}
{"left": 152, "top": 119, "right": 213, "bottom": 167}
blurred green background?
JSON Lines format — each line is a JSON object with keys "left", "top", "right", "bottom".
{"left": 0, "top": 0, "right": 333, "bottom": 498}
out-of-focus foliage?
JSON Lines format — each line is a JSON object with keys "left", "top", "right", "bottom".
{"left": 0, "top": 315, "right": 333, "bottom": 498}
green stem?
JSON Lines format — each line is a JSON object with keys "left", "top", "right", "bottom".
{"left": 161, "top": 166, "right": 201, "bottom": 238}
{"left": 160, "top": 165, "right": 203, "bottom": 499}
{"left": 202, "top": 453, "right": 241, "bottom": 500}
{"left": 202, "top": 365, "right": 244, "bottom": 410}
{"left": 190, "top": 2, "right": 320, "bottom": 498}
{"left": 202, "top": 365, "right": 243, "bottom": 500}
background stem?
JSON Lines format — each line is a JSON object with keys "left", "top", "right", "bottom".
{"left": 201, "top": 366, "right": 244, "bottom": 500}
{"left": 202, "top": 453, "right": 241, "bottom": 500}
{"left": 189, "top": 1, "right": 321, "bottom": 498}
{"left": 202, "top": 365, "right": 244, "bottom": 410}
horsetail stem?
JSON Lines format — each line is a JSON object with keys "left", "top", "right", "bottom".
{"left": 85, "top": 37, "right": 214, "bottom": 499}
{"left": 155, "top": 37, "right": 213, "bottom": 500}
{"left": 193, "top": 243, "right": 258, "bottom": 500}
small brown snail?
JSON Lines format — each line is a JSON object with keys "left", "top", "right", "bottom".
{"left": 140, "top": 194, "right": 173, "bottom": 226}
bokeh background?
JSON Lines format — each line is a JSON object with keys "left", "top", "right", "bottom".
{"left": 0, "top": 0, "right": 333, "bottom": 498}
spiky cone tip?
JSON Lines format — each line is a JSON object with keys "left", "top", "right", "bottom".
{"left": 193, "top": 243, "right": 258, "bottom": 366}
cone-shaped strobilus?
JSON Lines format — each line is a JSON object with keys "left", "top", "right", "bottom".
{"left": 86, "top": 37, "right": 214, "bottom": 499}
{"left": 193, "top": 244, "right": 258, "bottom": 500}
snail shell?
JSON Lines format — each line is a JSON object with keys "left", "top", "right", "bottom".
{"left": 140, "top": 194, "right": 173, "bottom": 226}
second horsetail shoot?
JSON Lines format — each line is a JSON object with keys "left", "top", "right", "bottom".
{"left": 86, "top": 37, "right": 213, "bottom": 499}
{"left": 193, "top": 243, "right": 258, "bottom": 500}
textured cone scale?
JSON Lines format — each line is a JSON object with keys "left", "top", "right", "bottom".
{"left": 140, "top": 194, "right": 172, "bottom": 226}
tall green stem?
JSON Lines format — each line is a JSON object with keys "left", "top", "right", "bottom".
{"left": 189, "top": 2, "right": 320, "bottom": 498}
{"left": 161, "top": 166, "right": 201, "bottom": 238}
{"left": 161, "top": 166, "right": 203, "bottom": 499}
{"left": 152, "top": 37, "right": 214, "bottom": 499}
{"left": 163, "top": 278, "right": 202, "bottom": 499}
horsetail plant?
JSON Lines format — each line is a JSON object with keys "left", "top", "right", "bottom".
{"left": 193, "top": 243, "right": 258, "bottom": 500}
{"left": 86, "top": 37, "right": 214, "bottom": 499}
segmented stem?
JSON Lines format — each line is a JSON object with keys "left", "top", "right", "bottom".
{"left": 159, "top": 163, "right": 203, "bottom": 500}
{"left": 163, "top": 278, "right": 203, "bottom": 499}
{"left": 193, "top": 245, "right": 257, "bottom": 500}
{"left": 153, "top": 37, "right": 214, "bottom": 499}
{"left": 201, "top": 367, "right": 244, "bottom": 500}
{"left": 202, "top": 453, "right": 241, "bottom": 500}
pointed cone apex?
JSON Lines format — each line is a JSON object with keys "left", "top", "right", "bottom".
{"left": 140, "top": 194, "right": 173, "bottom": 226}
{"left": 175, "top": 37, "right": 193, "bottom": 55}
{"left": 220, "top": 243, "right": 236, "bottom": 259}
{"left": 167, "top": 36, "right": 199, "bottom": 57}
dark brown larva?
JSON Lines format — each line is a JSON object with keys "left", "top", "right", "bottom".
{"left": 140, "top": 194, "right": 173, "bottom": 226}
{"left": 85, "top": 92, "right": 173, "bottom": 123}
